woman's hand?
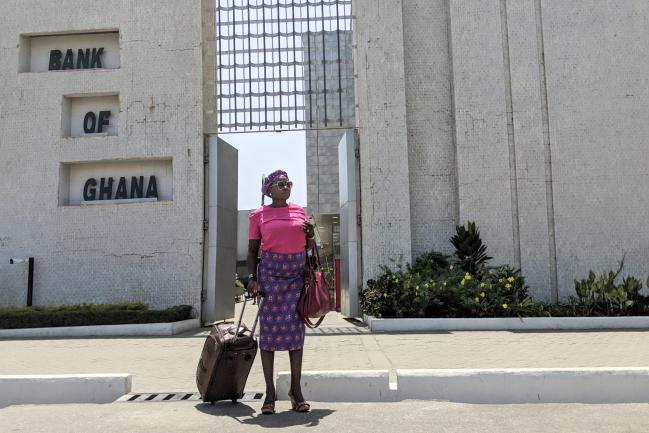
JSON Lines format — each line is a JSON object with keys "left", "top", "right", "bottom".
{"left": 302, "top": 221, "right": 315, "bottom": 239}
{"left": 247, "top": 278, "right": 258, "bottom": 298}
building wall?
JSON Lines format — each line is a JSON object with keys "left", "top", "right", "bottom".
{"left": 355, "top": 0, "right": 649, "bottom": 301}
{"left": 0, "top": 0, "right": 207, "bottom": 310}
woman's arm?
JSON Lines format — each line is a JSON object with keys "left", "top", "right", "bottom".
{"left": 246, "top": 239, "right": 261, "bottom": 295}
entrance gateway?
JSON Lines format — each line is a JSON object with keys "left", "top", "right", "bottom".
{"left": 208, "top": 0, "right": 361, "bottom": 321}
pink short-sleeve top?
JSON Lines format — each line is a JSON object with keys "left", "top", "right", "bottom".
{"left": 248, "top": 203, "right": 309, "bottom": 254}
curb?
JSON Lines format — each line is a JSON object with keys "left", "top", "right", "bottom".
{"left": 0, "top": 319, "right": 200, "bottom": 339}
{"left": 277, "top": 368, "right": 649, "bottom": 403}
{"left": 276, "top": 370, "right": 395, "bottom": 402}
{"left": 363, "top": 315, "right": 649, "bottom": 332}
{"left": 0, "top": 374, "right": 132, "bottom": 406}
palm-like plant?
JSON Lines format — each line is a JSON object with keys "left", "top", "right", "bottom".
{"left": 449, "top": 221, "right": 492, "bottom": 274}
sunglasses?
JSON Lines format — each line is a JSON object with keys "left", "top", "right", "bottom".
{"left": 273, "top": 180, "right": 293, "bottom": 189}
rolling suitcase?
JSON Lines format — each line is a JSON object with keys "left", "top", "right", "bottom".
{"left": 196, "top": 297, "right": 261, "bottom": 403}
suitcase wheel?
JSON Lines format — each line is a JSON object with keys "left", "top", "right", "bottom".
{"left": 231, "top": 398, "right": 237, "bottom": 404}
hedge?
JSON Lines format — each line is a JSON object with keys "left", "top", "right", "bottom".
{"left": 0, "top": 303, "right": 193, "bottom": 329}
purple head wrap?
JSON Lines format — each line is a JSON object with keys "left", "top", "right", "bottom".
{"left": 262, "top": 170, "right": 289, "bottom": 196}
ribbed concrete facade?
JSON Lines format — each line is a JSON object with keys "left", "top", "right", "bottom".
{"left": 354, "top": 0, "right": 649, "bottom": 301}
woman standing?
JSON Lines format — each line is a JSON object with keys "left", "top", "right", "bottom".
{"left": 246, "top": 170, "right": 315, "bottom": 415}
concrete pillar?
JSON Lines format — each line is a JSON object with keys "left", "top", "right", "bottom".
{"left": 353, "top": 0, "right": 412, "bottom": 280}
{"left": 201, "top": 0, "right": 217, "bottom": 135}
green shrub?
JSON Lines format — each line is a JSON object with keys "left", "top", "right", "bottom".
{"left": 361, "top": 261, "right": 538, "bottom": 319}
{"left": 0, "top": 302, "right": 148, "bottom": 315}
{"left": 566, "top": 259, "right": 649, "bottom": 316}
{"left": 0, "top": 304, "right": 193, "bottom": 329}
{"left": 449, "top": 221, "right": 492, "bottom": 274}
{"left": 407, "top": 251, "right": 450, "bottom": 276}
{"left": 362, "top": 221, "right": 649, "bottom": 319}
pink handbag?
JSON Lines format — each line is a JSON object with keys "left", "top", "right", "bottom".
{"left": 298, "top": 245, "right": 330, "bottom": 328}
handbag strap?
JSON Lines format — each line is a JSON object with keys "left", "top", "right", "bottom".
{"left": 303, "top": 315, "right": 326, "bottom": 329}
{"left": 306, "top": 243, "right": 323, "bottom": 271}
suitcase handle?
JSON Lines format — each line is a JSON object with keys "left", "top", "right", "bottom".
{"left": 232, "top": 295, "right": 262, "bottom": 343}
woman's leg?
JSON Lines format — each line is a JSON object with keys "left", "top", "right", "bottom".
{"left": 288, "top": 349, "right": 305, "bottom": 402}
{"left": 260, "top": 350, "right": 276, "bottom": 403}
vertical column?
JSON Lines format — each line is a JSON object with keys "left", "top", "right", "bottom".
{"left": 448, "top": 0, "right": 556, "bottom": 300}
{"left": 202, "top": 0, "right": 217, "bottom": 134}
{"left": 354, "top": 0, "right": 412, "bottom": 280}
{"left": 505, "top": 0, "right": 555, "bottom": 301}
{"left": 448, "top": 0, "right": 517, "bottom": 268}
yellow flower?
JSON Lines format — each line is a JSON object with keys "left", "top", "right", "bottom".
{"left": 508, "top": 276, "right": 515, "bottom": 283}
{"left": 449, "top": 265, "right": 454, "bottom": 270}
{"left": 474, "top": 297, "right": 480, "bottom": 302}
{"left": 383, "top": 293, "right": 388, "bottom": 298}
{"left": 460, "top": 279, "right": 465, "bottom": 286}
{"left": 480, "top": 282, "right": 486, "bottom": 288}
{"left": 443, "top": 282, "right": 447, "bottom": 286}
{"left": 423, "top": 283, "right": 429, "bottom": 289}
{"left": 480, "top": 292, "right": 486, "bottom": 298}
{"left": 505, "top": 283, "right": 512, "bottom": 289}
{"left": 498, "top": 278, "right": 504, "bottom": 283}
{"left": 465, "top": 273, "right": 472, "bottom": 280}
{"left": 502, "top": 303, "right": 508, "bottom": 309}
{"left": 415, "top": 285, "right": 420, "bottom": 290}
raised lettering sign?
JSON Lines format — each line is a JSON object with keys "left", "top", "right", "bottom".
{"left": 49, "top": 48, "right": 104, "bottom": 71}
{"left": 83, "top": 176, "right": 158, "bottom": 201}
{"left": 83, "top": 111, "right": 111, "bottom": 134}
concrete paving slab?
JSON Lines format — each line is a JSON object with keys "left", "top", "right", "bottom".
{"left": 1, "top": 301, "right": 649, "bottom": 396}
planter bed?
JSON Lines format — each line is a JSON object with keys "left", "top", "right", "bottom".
{"left": 363, "top": 315, "right": 649, "bottom": 332}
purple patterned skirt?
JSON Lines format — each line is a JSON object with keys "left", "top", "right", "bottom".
{"left": 258, "top": 250, "right": 306, "bottom": 351}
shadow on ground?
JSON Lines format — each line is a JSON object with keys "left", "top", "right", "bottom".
{"left": 195, "top": 401, "right": 335, "bottom": 428}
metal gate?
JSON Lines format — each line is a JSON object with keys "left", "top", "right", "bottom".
{"left": 216, "top": 0, "right": 353, "bottom": 132}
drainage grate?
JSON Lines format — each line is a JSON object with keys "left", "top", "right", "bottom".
{"left": 116, "top": 392, "right": 264, "bottom": 403}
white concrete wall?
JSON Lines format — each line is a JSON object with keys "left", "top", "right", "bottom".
{"left": 354, "top": 0, "right": 649, "bottom": 300}
{"left": 0, "top": 0, "right": 207, "bottom": 310}
{"left": 540, "top": 0, "right": 649, "bottom": 298}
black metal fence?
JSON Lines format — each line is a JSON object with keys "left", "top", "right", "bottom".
{"left": 216, "top": 0, "right": 353, "bottom": 132}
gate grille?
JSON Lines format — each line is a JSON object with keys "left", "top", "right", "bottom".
{"left": 217, "top": 0, "right": 353, "bottom": 132}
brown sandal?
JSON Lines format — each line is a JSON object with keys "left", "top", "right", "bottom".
{"left": 288, "top": 392, "right": 310, "bottom": 413}
{"left": 261, "top": 400, "right": 276, "bottom": 415}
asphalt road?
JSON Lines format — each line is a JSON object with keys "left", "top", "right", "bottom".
{"left": 2, "top": 400, "right": 649, "bottom": 433}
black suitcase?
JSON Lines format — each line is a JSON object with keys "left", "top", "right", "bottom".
{"left": 196, "top": 298, "right": 260, "bottom": 403}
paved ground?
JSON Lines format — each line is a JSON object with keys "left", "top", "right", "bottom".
{"left": 3, "top": 400, "right": 649, "bottom": 433}
{"left": 1, "top": 301, "right": 649, "bottom": 393}
{"left": 3, "top": 302, "right": 649, "bottom": 431}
